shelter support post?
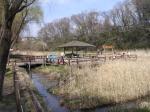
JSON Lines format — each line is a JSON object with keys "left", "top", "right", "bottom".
{"left": 76, "top": 47, "right": 78, "bottom": 54}
{"left": 72, "top": 48, "right": 73, "bottom": 54}
{"left": 64, "top": 48, "right": 66, "bottom": 54}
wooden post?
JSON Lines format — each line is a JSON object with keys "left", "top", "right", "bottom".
{"left": 104, "top": 47, "right": 106, "bottom": 55}
{"left": 83, "top": 51, "right": 84, "bottom": 58}
{"left": 57, "top": 59, "right": 60, "bottom": 65}
{"left": 68, "top": 59, "right": 70, "bottom": 66}
{"left": 12, "top": 64, "right": 16, "bottom": 84}
{"left": 104, "top": 56, "right": 106, "bottom": 62}
{"left": 15, "top": 60, "right": 16, "bottom": 66}
{"left": 76, "top": 58, "right": 79, "bottom": 67}
{"left": 29, "top": 59, "right": 32, "bottom": 78}
{"left": 91, "top": 57, "right": 94, "bottom": 65}
{"left": 29, "top": 60, "right": 31, "bottom": 71}
{"left": 13, "top": 68, "right": 22, "bottom": 112}
{"left": 42, "top": 58, "right": 44, "bottom": 66}
{"left": 62, "top": 57, "right": 65, "bottom": 65}
{"left": 70, "top": 65, "right": 72, "bottom": 76}
{"left": 43, "top": 58, "right": 46, "bottom": 66}
{"left": 72, "top": 48, "right": 73, "bottom": 54}
{"left": 64, "top": 48, "right": 66, "bottom": 54}
{"left": 76, "top": 47, "right": 78, "bottom": 54}
{"left": 72, "top": 47, "right": 74, "bottom": 58}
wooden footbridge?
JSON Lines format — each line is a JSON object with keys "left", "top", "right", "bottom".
{"left": 9, "top": 53, "right": 137, "bottom": 68}
{"left": 10, "top": 55, "right": 49, "bottom": 67}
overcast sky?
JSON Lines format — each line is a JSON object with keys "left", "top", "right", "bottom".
{"left": 26, "top": 0, "right": 124, "bottom": 37}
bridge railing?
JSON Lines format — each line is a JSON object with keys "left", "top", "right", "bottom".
{"left": 9, "top": 54, "right": 137, "bottom": 67}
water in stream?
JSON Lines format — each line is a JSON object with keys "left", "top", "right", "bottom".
{"left": 32, "top": 73, "right": 138, "bottom": 112}
{"left": 32, "top": 74, "right": 69, "bottom": 112}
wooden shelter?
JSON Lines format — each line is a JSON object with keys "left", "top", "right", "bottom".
{"left": 58, "top": 41, "right": 95, "bottom": 57}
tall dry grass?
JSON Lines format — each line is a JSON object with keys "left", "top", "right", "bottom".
{"left": 58, "top": 57, "right": 150, "bottom": 108}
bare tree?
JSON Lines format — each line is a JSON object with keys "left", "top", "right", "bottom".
{"left": 0, "top": 0, "right": 36, "bottom": 99}
{"left": 71, "top": 13, "right": 88, "bottom": 40}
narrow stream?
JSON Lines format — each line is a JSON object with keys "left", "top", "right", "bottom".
{"left": 32, "top": 73, "right": 138, "bottom": 112}
{"left": 32, "top": 74, "right": 70, "bottom": 112}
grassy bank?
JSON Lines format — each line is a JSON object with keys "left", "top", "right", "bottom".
{"left": 0, "top": 67, "right": 16, "bottom": 112}
{"left": 33, "top": 65, "right": 68, "bottom": 75}
{"left": 31, "top": 50, "right": 150, "bottom": 111}
{"left": 17, "top": 67, "right": 50, "bottom": 112}
{"left": 33, "top": 65, "right": 70, "bottom": 87}
{"left": 53, "top": 58, "right": 150, "bottom": 110}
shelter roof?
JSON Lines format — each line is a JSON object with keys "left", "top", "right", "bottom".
{"left": 58, "top": 41, "right": 95, "bottom": 48}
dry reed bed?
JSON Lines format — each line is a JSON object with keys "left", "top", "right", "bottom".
{"left": 57, "top": 58, "right": 150, "bottom": 108}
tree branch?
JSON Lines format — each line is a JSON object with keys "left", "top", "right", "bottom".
{"left": 11, "top": 7, "right": 28, "bottom": 46}
{"left": 17, "top": 0, "right": 36, "bottom": 13}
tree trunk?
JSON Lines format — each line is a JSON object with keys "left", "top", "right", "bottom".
{"left": 0, "top": 28, "right": 11, "bottom": 100}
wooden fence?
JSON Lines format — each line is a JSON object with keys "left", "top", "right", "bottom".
{"left": 13, "top": 65, "right": 44, "bottom": 112}
{"left": 10, "top": 53, "right": 137, "bottom": 67}
{"left": 13, "top": 66, "right": 24, "bottom": 112}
